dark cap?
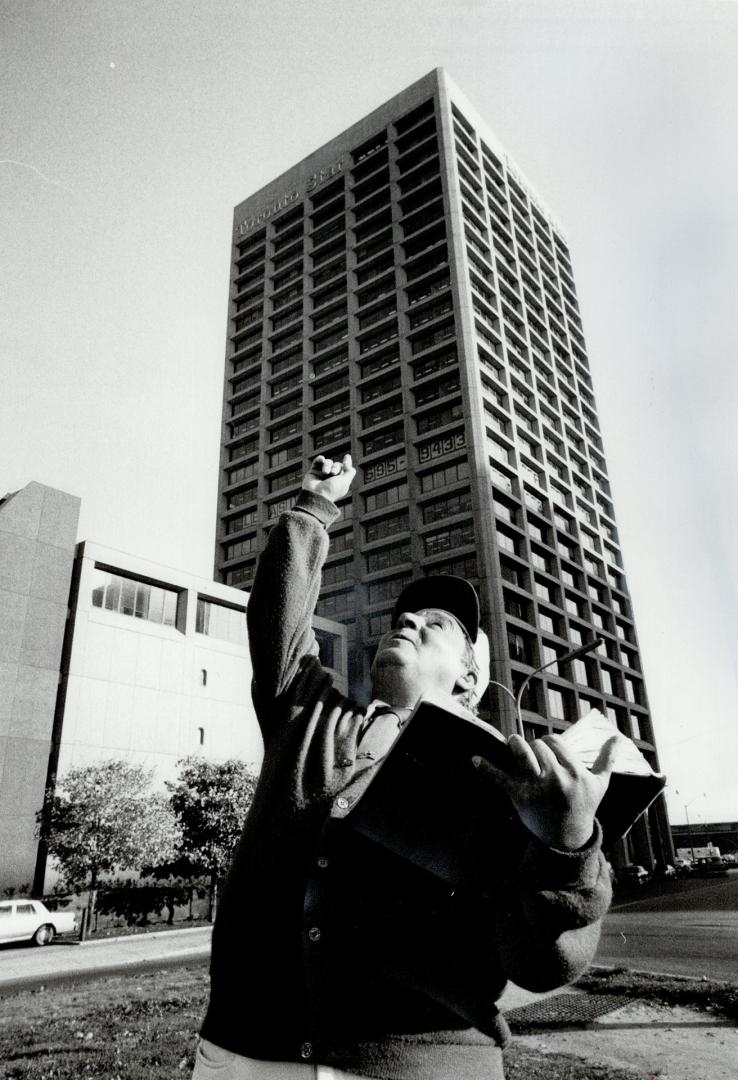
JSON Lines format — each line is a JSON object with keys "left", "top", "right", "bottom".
{"left": 392, "top": 575, "right": 481, "bottom": 643}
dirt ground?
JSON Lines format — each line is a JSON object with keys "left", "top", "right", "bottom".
{"left": 515, "top": 999, "right": 738, "bottom": 1080}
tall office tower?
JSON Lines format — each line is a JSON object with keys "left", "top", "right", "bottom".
{"left": 215, "top": 69, "right": 671, "bottom": 868}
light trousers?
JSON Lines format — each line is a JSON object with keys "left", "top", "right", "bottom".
{"left": 192, "top": 1038, "right": 370, "bottom": 1079}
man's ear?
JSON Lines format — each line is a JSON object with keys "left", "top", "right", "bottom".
{"left": 453, "top": 668, "right": 477, "bottom": 696}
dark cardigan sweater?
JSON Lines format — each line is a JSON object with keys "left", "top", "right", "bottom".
{"left": 200, "top": 490, "right": 612, "bottom": 1079}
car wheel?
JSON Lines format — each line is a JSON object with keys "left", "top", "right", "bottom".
{"left": 33, "top": 924, "right": 55, "bottom": 946}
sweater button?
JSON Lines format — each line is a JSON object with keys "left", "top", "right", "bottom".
{"left": 335, "top": 796, "right": 349, "bottom": 810}
{"left": 308, "top": 926, "right": 321, "bottom": 942}
{"left": 300, "top": 1041, "right": 313, "bottom": 1060}
{"left": 317, "top": 856, "right": 329, "bottom": 869}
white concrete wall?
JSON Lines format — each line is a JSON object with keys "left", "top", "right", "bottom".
{"left": 57, "top": 542, "right": 263, "bottom": 786}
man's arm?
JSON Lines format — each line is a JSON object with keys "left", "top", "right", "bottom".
{"left": 475, "top": 733, "right": 617, "bottom": 990}
{"left": 492, "top": 823, "right": 612, "bottom": 991}
{"left": 247, "top": 454, "right": 355, "bottom": 740}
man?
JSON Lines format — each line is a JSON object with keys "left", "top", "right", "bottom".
{"left": 194, "top": 453, "right": 616, "bottom": 1079}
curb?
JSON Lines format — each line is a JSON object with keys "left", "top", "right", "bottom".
{"left": 80, "top": 924, "right": 213, "bottom": 948}
{"left": 588, "top": 963, "right": 735, "bottom": 986}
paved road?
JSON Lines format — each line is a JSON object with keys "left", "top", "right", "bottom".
{"left": 596, "top": 870, "right": 738, "bottom": 979}
{"left": 1, "top": 873, "right": 735, "bottom": 993}
{"left": 0, "top": 926, "right": 211, "bottom": 994}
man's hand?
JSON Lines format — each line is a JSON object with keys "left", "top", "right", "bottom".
{"left": 473, "top": 734, "right": 618, "bottom": 851}
{"left": 302, "top": 453, "right": 356, "bottom": 504}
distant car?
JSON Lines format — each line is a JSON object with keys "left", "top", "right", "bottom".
{"left": 620, "top": 864, "right": 649, "bottom": 886}
{"left": 693, "top": 857, "right": 729, "bottom": 877}
{"left": 0, "top": 899, "right": 78, "bottom": 946}
{"left": 654, "top": 862, "right": 676, "bottom": 879}
{"left": 673, "top": 858, "right": 692, "bottom": 875}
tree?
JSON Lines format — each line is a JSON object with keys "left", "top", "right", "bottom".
{"left": 166, "top": 757, "right": 258, "bottom": 921}
{"left": 38, "top": 759, "right": 181, "bottom": 940}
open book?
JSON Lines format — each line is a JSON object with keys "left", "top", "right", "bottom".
{"left": 345, "top": 695, "right": 665, "bottom": 889}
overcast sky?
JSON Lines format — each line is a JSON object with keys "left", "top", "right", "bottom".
{"left": 2, "top": 0, "right": 737, "bottom": 826}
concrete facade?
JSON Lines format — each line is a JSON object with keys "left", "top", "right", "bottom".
{"left": 0, "top": 484, "right": 80, "bottom": 892}
{"left": 55, "top": 540, "right": 263, "bottom": 782}
{"left": 0, "top": 483, "right": 348, "bottom": 894}
{"left": 213, "top": 69, "right": 673, "bottom": 869}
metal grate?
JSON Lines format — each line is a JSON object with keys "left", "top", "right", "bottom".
{"left": 505, "top": 992, "right": 631, "bottom": 1031}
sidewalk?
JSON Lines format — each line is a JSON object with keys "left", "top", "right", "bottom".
{"left": 0, "top": 924, "right": 212, "bottom": 992}
{"left": 499, "top": 974, "right": 737, "bottom": 1080}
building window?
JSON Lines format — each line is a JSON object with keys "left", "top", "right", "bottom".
{"left": 322, "top": 560, "right": 353, "bottom": 586}
{"left": 225, "top": 535, "right": 258, "bottom": 560}
{"left": 364, "top": 510, "right": 409, "bottom": 543}
{"left": 91, "top": 568, "right": 179, "bottom": 627}
{"left": 534, "top": 580, "right": 552, "bottom": 603}
{"left": 368, "top": 571, "right": 412, "bottom": 605}
{"left": 547, "top": 688, "right": 566, "bottom": 721}
{"left": 424, "top": 520, "right": 474, "bottom": 557}
{"left": 504, "top": 592, "right": 529, "bottom": 622}
{"left": 362, "top": 396, "right": 404, "bottom": 429}
{"left": 366, "top": 541, "right": 411, "bottom": 574}
{"left": 313, "top": 394, "right": 349, "bottom": 426}
{"left": 226, "top": 563, "right": 255, "bottom": 587}
{"left": 198, "top": 727, "right": 205, "bottom": 745}
{"left": 316, "top": 590, "right": 354, "bottom": 618}
{"left": 421, "top": 488, "right": 472, "bottom": 524}
{"left": 226, "top": 508, "right": 258, "bottom": 534}
{"left": 363, "top": 479, "right": 408, "bottom": 512}
{"left": 201, "top": 669, "right": 207, "bottom": 687}
{"left": 572, "top": 658, "right": 589, "bottom": 686}
{"left": 362, "top": 422, "right": 404, "bottom": 456}
{"left": 508, "top": 631, "right": 530, "bottom": 663}
{"left": 414, "top": 372, "right": 460, "bottom": 409}
{"left": 366, "top": 611, "right": 393, "bottom": 637}
{"left": 426, "top": 553, "right": 478, "bottom": 579}
{"left": 196, "top": 597, "right": 247, "bottom": 646}
{"left": 419, "top": 458, "right": 469, "bottom": 493}
{"left": 416, "top": 400, "right": 463, "bottom": 435}
{"left": 624, "top": 677, "right": 639, "bottom": 705}
{"left": 361, "top": 371, "right": 401, "bottom": 404}
{"left": 314, "top": 626, "right": 341, "bottom": 672}
{"left": 269, "top": 464, "right": 303, "bottom": 492}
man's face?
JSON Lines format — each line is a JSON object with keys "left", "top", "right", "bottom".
{"left": 371, "top": 608, "right": 474, "bottom": 700}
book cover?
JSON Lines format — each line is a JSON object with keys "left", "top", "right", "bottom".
{"left": 346, "top": 696, "right": 666, "bottom": 889}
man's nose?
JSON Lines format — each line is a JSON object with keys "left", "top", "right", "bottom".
{"left": 397, "top": 611, "right": 422, "bottom": 630}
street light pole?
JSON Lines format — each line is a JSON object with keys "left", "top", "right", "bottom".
{"left": 490, "top": 637, "right": 604, "bottom": 738}
{"left": 675, "top": 791, "right": 706, "bottom": 865}
{"left": 684, "top": 801, "right": 694, "bottom": 864}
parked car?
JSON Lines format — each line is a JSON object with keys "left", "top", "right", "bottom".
{"left": 653, "top": 862, "right": 676, "bottom": 879}
{"left": 619, "top": 864, "right": 649, "bottom": 886}
{"left": 0, "top": 899, "right": 78, "bottom": 946}
{"left": 693, "top": 857, "right": 729, "bottom": 877}
{"left": 673, "top": 858, "right": 692, "bottom": 875}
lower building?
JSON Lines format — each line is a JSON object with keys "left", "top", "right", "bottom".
{"left": 0, "top": 483, "right": 81, "bottom": 896}
{"left": 672, "top": 822, "right": 738, "bottom": 861}
{"left": 0, "top": 483, "right": 347, "bottom": 895}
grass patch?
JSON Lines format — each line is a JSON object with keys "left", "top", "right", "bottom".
{"left": 0, "top": 965, "right": 644, "bottom": 1080}
{"left": 575, "top": 966, "right": 738, "bottom": 1021}
{"left": 504, "top": 1044, "right": 640, "bottom": 1079}
{"left": 0, "top": 964, "right": 208, "bottom": 1079}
